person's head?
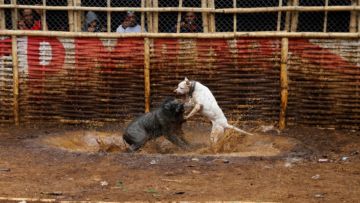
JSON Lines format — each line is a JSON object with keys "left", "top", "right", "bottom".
{"left": 184, "top": 12, "right": 196, "bottom": 24}
{"left": 17, "top": 20, "right": 26, "bottom": 30}
{"left": 84, "top": 11, "right": 101, "bottom": 32}
{"left": 87, "top": 19, "right": 99, "bottom": 32}
{"left": 22, "top": 9, "right": 35, "bottom": 26}
{"left": 124, "top": 11, "right": 137, "bottom": 27}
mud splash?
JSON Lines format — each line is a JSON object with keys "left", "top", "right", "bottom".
{"left": 40, "top": 125, "right": 298, "bottom": 157}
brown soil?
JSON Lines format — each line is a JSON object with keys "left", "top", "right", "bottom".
{"left": 0, "top": 122, "right": 359, "bottom": 202}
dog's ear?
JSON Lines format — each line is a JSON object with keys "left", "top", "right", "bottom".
{"left": 185, "top": 77, "right": 190, "bottom": 86}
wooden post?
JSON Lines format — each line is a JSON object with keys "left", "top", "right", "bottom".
{"left": 290, "top": 0, "right": 299, "bottom": 32}
{"left": 277, "top": 0, "right": 283, "bottom": 31}
{"left": 11, "top": 0, "right": 17, "bottom": 30}
{"left": 42, "top": 0, "right": 47, "bottom": 30}
{"left": 233, "top": 0, "right": 237, "bottom": 32}
{"left": 107, "top": 0, "right": 111, "bottom": 32}
{"left": 146, "top": 0, "right": 152, "bottom": 32}
{"left": 176, "top": 0, "right": 183, "bottom": 33}
{"left": 350, "top": 0, "right": 357, "bottom": 32}
{"left": 0, "top": 0, "right": 5, "bottom": 29}
{"left": 141, "top": 0, "right": 145, "bottom": 32}
{"left": 279, "top": 38, "right": 289, "bottom": 130}
{"left": 323, "top": 0, "right": 328, "bottom": 32}
{"left": 284, "top": 0, "right": 292, "bottom": 31}
{"left": 358, "top": 0, "right": 360, "bottom": 32}
{"left": 144, "top": 38, "right": 151, "bottom": 112}
{"left": 153, "top": 0, "right": 158, "bottom": 33}
{"left": 11, "top": 36, "right": 19, "bottom": 126}
{"left": 209, "top": 0, "right": 216, "bottom": 32}
{"left": 74, "top": 0, "right": 81, "bottom": 32}
{"left": 201, "top": 0, "right": 208, "bottom": 33}
{"left": 68, "top": 0, "right": 74, "bottom": 31}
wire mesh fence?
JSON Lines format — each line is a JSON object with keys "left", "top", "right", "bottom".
{"left": 0, "top": 0, "right": 357, "bottom": 33}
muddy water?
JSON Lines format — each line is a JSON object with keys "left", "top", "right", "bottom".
{"left": 41, "top": 125, "right": 298, "bottom": 157}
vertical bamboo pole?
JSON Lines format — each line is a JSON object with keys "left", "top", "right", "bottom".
{"left": 201, "top": 0, "right": 208, "bottom": 33}
{"left": 176, "top": 0, "right": 183, "bottom": 33}
{"left": 279, "top": 38, "right": 289, "bottom": 130}
{"left": 323, "top": 0, "right": 328, "bottom": 32}
{"left": 290, "top": 0, "right": 299, "bottom": 32}
{"left": 42, "top": 0, "right": 47, "bottom": 30}
{"left": 107, "top": 0, "right": 111, "bottom": 32}
{"left": 11, "top": 0, "right": 17, "bottom": 30}
{"left": 144, "top": 38, "right": 151, "bottom": 113}
{"left": 146, "top": 0, "right": 153, "bottom": 33}
{"left": 141, "top": 0, "right": 145, "bottom": 32}
{"left": 350, "top": 0, "right": 357, "bottom": 32}
{"left": 277, "top": 0, "right": 282, "bottom": 31}
{"left": 68, "top": 0, "right": 74, "bottom": 31}
{"left": 153, "top": 0, "right": 158, "bottom": 33}
{"left": 11, "top": 36, "right": 19, "bottom": 126}
{"left": 284, "top": 0, "right": 292, "bottom": 31}
{"left": 233, "top": 0, "right": 237, "bottom": 32}
{"left": 0, "top": 0, "right": 5, "bottom": 29}
{"left": 358, "top": 0, "right": 360, "bottom": 32}
{"left": 209, "top": 0, "right": 215, "bottom": 32}
{"left": 74, "top": 0, "right": 81, "bottom": 32}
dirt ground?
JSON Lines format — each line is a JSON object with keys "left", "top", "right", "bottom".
{"left": 0, "top": 121, "right": 359, "bottom": 203}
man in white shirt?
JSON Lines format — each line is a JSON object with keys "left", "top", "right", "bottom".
{"left": 116, "top": 11, "right": 143, "bottom": 33}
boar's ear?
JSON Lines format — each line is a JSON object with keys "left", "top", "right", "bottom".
{"left": 176, "top": 103, "right": 184, "bottom": 113}
{"left": 163, "top": 102, "right": 173, "bottom": 111}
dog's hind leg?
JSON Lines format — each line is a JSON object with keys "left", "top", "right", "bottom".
{"left": 210, "top": 125, "right": 224, "bottom": 144}
{"left": 226, "top": 124, "right": 253, "bottom": 136}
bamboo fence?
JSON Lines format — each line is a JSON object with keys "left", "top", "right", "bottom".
{"left": 0, "top": 2, "right": 359, "bottom": 130}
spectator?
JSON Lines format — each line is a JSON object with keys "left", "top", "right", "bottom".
{"left": 82, "top": 11, "right": 105, "bottom": 32}
{"left": 116, "top": 11, "right": 143, "bottom": 33}
{"left": 20, "top": 8, "right": 42, "bottom": 30}
{"left": 175, "top": 12, "right": 202, "bottom": 33}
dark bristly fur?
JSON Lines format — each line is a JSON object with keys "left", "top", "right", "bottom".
{"left": 123, "top": 97, "right": 190, "bottom": 152}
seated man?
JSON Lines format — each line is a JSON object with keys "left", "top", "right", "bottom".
{"left": 116, "top": 11, "right": 142, "bottom": 33}
{"left": 20, "top": 8, "right": 41, "bottom": 30}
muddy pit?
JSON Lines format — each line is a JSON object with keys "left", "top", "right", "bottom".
{"left": 40, "top": 124, "right": 298, "bottom": 157}
{"left": 1, "top": 123, "right": 359, "bottom": 202}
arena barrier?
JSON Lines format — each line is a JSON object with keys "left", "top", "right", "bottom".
{"left": 0, "top": 35, "right": 359, "bottom": 130}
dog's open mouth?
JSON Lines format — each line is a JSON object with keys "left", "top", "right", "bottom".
{"left": 38, "top": 124, "right": 298, "bottom": 157}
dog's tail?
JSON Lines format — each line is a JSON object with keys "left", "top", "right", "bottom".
{"left": 226, "top": 124, "right": 253, "bottom": 136}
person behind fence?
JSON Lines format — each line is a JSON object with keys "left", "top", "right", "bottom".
{"left": 116, "top": 11, "right": 143, "bottom": 33}
{"left": 17, "top": 20, "right": 27, "bottom": 30}
{"left": 20, "top": 8, "right": 41, "bottom": 30}
{"left": 83, "top": 11, "right": 104, "bottom": 32}
{"left": 174, "top": 11, "right": 202, "bottom": 33}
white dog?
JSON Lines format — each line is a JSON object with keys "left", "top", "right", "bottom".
{"left": 174, "top": 77, "right": 253, "bottom": 143}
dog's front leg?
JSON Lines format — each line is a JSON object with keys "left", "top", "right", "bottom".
{"left": 184, "top": 103, "right": 202, "bottom": 120}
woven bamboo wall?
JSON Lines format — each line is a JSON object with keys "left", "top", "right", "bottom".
{"left": 287, "top": 39, "right": 360, "bottom": 130}
{"left": 0, "top": 36, "right": 360, "bottom": 130}
{"left": 0, "top": 37, "right": 13, "bottom": 124}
